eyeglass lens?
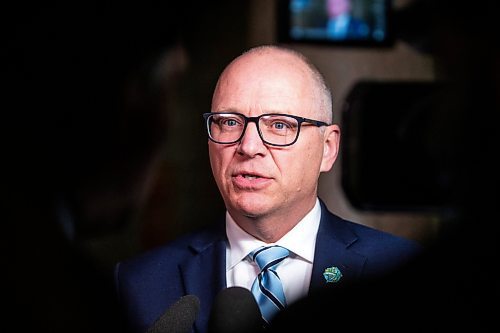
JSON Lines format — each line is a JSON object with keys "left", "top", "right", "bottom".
{"left": 207, "top": 113, "right": 300, "bottom": 145}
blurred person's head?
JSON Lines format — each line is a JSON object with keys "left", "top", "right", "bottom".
{"left": 326, "top": 0, "right": 352, "bottom": 18}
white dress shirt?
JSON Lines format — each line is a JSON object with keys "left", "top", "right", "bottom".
{"left": 225, "top": 198, "right": 321, "bottom": 305}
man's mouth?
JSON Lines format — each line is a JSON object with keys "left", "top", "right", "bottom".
{"left": 241, "top": 174, "right": 261, "bottom": 180}
{"left": 234, "top": 171, "right": 267, "bottom": 179}
{"left": 232, "top": 171, "right": 271, "bottom": 189}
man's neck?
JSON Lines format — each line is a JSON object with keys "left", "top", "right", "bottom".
{"left": 229, "top": 198, "right": 317, "bottom": 243}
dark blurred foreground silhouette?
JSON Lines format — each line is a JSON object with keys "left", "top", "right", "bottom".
{"left": 7, "top": 2, "right": 190, "bottom": 332}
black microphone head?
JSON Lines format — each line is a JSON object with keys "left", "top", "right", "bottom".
{"left": 208, "top": 286, "right": 265, "bottom": 333}
{"left": 146, "top": 294, "right": 200, "bottom": 333}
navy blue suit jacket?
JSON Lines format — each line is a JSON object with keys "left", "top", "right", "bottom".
{"left": 115, "top": 200, "right": 422, "bottom": 333}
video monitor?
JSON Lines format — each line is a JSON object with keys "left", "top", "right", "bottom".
{"left": 277, "top": 0, "right": 393, "bottom": 47}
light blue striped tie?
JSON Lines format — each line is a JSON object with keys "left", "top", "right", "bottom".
{"left": 250, "top": 245, "right": 290, "bottom": 323}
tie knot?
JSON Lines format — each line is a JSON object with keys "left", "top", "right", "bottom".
{"left": 251, "top": 245, "right": 289, "bottom": 271}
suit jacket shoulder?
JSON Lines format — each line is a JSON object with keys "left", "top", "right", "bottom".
{"left": 115, "top": 221, "right": 227, "bottom": 333}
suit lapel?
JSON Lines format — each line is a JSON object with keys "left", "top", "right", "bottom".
{"left": 180, "top": 227, "right": 227, "bottom": 333}
{"left": 309, "top": 202, "right": 367, "bottom": 291}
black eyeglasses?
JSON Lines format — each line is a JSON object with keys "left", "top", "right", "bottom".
{"left": 203, "top": 112, "right": 329, "bottom": 147}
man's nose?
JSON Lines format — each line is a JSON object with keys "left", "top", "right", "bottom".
{"left": 237, "top": 121, "right": 266, "bottom": 157}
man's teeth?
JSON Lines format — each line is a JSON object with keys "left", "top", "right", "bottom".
{"left": 243, "top": 175, "right": 259, "bottom": 179}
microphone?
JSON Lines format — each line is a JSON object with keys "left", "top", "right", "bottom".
{"left": 146, "top": 294, "right": 200, "bottom": 333}
{"left": 208, "top": 286, "right": 265, "bottom": 333}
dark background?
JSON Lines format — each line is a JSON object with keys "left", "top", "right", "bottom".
{"left": 7, "top": 2, "right": 247, "bottom": 331}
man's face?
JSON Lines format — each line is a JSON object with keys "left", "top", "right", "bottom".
{"left": 208, "top": 52, "right": 331, "bottom": 222}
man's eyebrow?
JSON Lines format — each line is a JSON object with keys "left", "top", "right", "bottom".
{"left": 211, "top": 108, "right": 297, "bottom": 116}
{"left": 212, "top": 108, "right": 239, "bottom": 113}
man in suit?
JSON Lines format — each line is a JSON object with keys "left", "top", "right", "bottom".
{"left": 114, "top": 45, "right": 422, "bottom": 333}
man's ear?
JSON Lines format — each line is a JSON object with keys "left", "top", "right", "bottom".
{"left": 320, "top": 124, "right": 340, "bottom": 173}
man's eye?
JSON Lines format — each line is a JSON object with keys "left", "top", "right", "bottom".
{"left": 272, "top": 122, "right": 288, "bottom": 130}
{"left": 224, "top": 119, "right": 238, "bottom": 126}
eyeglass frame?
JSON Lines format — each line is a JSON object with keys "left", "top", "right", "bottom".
{"left": 203, "top": 112, "right": 330, "bottom": 147}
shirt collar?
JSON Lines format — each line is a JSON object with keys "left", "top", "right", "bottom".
{"left": 226, "top": 198, "right": 322, "bottom": 270}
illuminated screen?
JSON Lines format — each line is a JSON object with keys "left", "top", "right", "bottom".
{"left": 277, "top": 0, "right": 393, "bottom": 47}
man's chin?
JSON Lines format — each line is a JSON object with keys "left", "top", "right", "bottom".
{"left": 232, "top": 197, "right": 273, "bottom": 219}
